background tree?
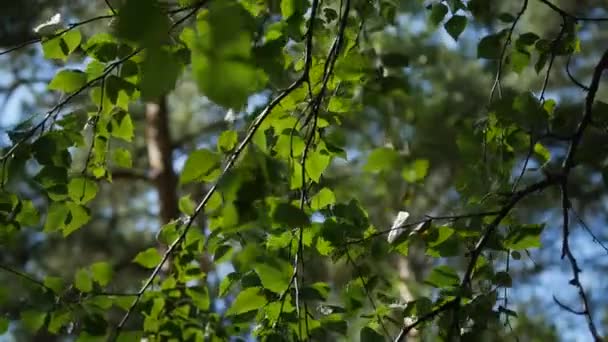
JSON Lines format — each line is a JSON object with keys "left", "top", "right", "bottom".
{"left": 1, "top": 0, "right": 608, "bottom": 341}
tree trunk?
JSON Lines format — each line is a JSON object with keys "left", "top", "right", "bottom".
{"left": 145, "top": 97, "right": 178, "bottom": 224}
{"left": 145, "top": 97, "right": 178, "bottom": 275}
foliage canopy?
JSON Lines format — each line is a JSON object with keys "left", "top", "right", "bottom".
{"left": 1, "top": 0, "right": 608, "bottom": 341}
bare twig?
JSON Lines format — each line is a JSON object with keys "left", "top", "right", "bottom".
{"left": 345, "top": 250, "right": 391, "bottom": 339}
{"left": 566, "top": 54, "right": 590, "bottom": 91}
{"left": 539, "top": 17, "right": 567, "bottom": 102}
{"left": 0, "top": 263, "right": 54, "bottom": 293}
{"left": 489, "top": 0, "right": 529, "bottom": 102}
{"left": 537, "top": 0, "right": 608, "bottom": 22}
{"left": 512, "top": 137, "right": 535, "bottom": 192}
{"left": 0, "top": 48, "right": 140, "bottom": 163}
{"left": 0, "top": 15, "right": 115, "bottom": 56}
{"left": 344, "top": 210, "right": 502, "bottom": 246}
{"left": 104, "top": 0, "right": 117, "bottom": 15}
{"left": 559, "top": 183, "right": 602, "bottom": 341}
{"left": 571, "top": 209, "right": 608, "bottom": 254}
{"left": 394, "top": 300, "right": 457, "bottom": 342}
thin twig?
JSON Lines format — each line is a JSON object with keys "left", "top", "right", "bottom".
{"left": 539, "top": 17, "right": 567, "bottom": 103}
{"left": 345, "top": 250, "right": 391, "bottom": 339}
{"left": 566, "top": 54, "right": 590, "bottom": 91}
{"left": 272, "top": 0, "right": 319, "bottom": 331}
{"left": 0, "top": 48, "right": 140, "bottom": 166}
{"left": 394, "top": 300, "right": 457, "bottom": 342}
{"left": 104, "top": 0, "right": 117, "bottom": 15}
{"left": 489, "top": 0, "right": 529, "bottom": 102}
{"left": 512, "top": 137, "right": 535, "bottom": 192}
{"left": 0, "top": 15, "right": 115, "bottom": 56}
{"left": 559, "top": 183, "right": 602, "bottom": 341}
{"left": 0, "top": 263, "right": 54, "bottom": 293}
{"left": 345, "top": 211, "right": 502, "bottom": 246}
{"left": 571, "top": 209, "right": 608, "bottom": 254}
{"left": 537, "top": 0, "right": 608, "bottom": 22}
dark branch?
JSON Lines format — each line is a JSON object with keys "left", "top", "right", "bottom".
{"left": 489, "top": 0, "right": 528, "bottom": 102}
{"left": 537, "top": 0, "right": 608, "bottom": 22}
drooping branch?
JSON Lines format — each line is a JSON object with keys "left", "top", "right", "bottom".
{"left": 489, "top": 0, "right": 528, "bottom": 101}
{"left": 537, "top": 0, "right": 608, "bottom": 22}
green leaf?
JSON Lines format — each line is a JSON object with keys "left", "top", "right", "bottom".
{"left": 35, "top": 165, "right": 68, "bottom": 189}
{"left": 517, "top": 32, "right": 539, "bottom": 48}
{"left": 44, "top": 202, "right": 70, "bottom": 233}
{"left": 426, "top": 226, "right": 454, "bottom": 247}
{"left": 328, "top": 96, "right": 352, "bottom": 113}
{"left": 115, "top": 0, "right": 169, "bottom": 46}
{"left": 425, "top": 265, "right": 460, "bottom": 288}
{"left": 281, "top": 0, "right": 304, "bottom": 19}
{"left": 225, "top": 287, "right": 267, "bottom": 316}
{"left": 42, "top": 30, "right": 81, "bottom": 60}
{"left": 112, "top": 148, "right": 133, "bottom": 168}
{"left": 273, "top": 203, "right": 310, "bottom": 228}
{"left": 48, "top": 69, "right": 87, "bottom": 93}
{"left": 63, "top": 202, "right": 91, "bottom": 236}
{"left": 430, "top": 3, "right": 449, "bottom": 26}
{"left": 219, "top": 272, "right": 239, "bottom": 297}
{"left": 105, "top": 75, "right": 136, "bottom": 107}
{"left": 32, "top": 132, "right": 72, "bottom": 167}
{"left": 193, "top": 56, "right": 267, "bottom": 110}
{"left": 15, "top": 200, "right": 40, "bottom": 227}
{"left": 310, "top": 188, "right": 336, "bottom": 210}
{"left": 534, "top": 143, "right": 551, "bottom": 164}
{"left": 140, "top": 48, "right": 181, "bottom": 100}
{"left": 21, "top": 310, "right": 47, "bottom": 332}
{"left": 504, "top": 224, "right": 544, "bottom": 250}
{"left": 0, "top": 317, "right": 8, "bottom": 334}
{"left": 364, "top": 147, "right": 399, "bottom": 173}
{"left": 218, "top": 130, "right": 238, "bottom": 153}
{"left": 68, "top": 177, "right": 98, "bottom": 204}
{"left": 266, "top": 231, "right": 293, "bottom": 251}
{"left": 511, "top": 50, "right": 530, "bottom": 73}
{"left": 43, "top": 276, "right": 65, "bottom": 294}
{"left": 48, "top": 309, "right": 72, "bottom": 334}
{"left": 186, "top": 286, "right": 210, "bottom": 310}
{"left": 90, "top": 262, "right": 113, "bottom": 286}
{"left": 254, "top": 262, "right": 291, "bottom": 294}
{"left": 499, "top": 13, "right": 516, "bottom": 22}
{"left": 189, "top": 1, "right": 267, "bottom": 109}
{"left": 493, "top": 271, "right": 512, "bottom": 288}
{"left": 402, "top": 159, "right": 430, "bottom": 182}
{"left": 180, "top": 149, "right": 221, "bottom": 184}
{"left": 133, "top": 247, "right": 162, "bottom": 268}
{"left": 179, "top": 195, "right": 196, "bottom": 216}
{"left": 75, "top": 268, "right": 93, "bottom": 293}
{"left": 444, "top": 15, "right": 467, "bottom": 41}
{"left": 478, "top": 33, "right": 503, "bottom": 59}
{"left": 305, "top": 149, "right": 331, "bottom": 182}
{"left": 111, "top": 113, "right": 134, "bottom": 142}
{"left": 83, "top": 33, "right": 119, "bottom": 62}
{"left": 360, "top": 326, "right": 383, "bottom": 342}
{"left": 85, "top": 60, "right": 105, "bottom": 81}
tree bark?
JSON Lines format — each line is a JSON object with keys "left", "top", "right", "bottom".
{"left": 145, "top": 97, "right": 178, "bottom": 225}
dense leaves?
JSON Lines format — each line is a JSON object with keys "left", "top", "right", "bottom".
{"left": 1, "top": 0, "right": 607, "bottom": 341}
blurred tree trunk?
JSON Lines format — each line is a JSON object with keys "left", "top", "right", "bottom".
{"left": 145, "top": 97, "right": 178, "bottom": 224}
{"left": 145, "top": 97, "right": 178, "bottom": 274}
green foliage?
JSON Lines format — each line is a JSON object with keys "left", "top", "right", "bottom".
{"left": 49, "top": 69, "right": 88, "bottom": 93}
{"left": 1, "top": 0, "right": 603, "bottom": 341}
{"left": 42, "top": 30, "right": 82, "bottom": 60}
{"left": 444, "top": 15, "right": 467, "bottom": 41}
{"left": 180, "top": 149, "right": 221, "bottom": 184}
{"left": 133, "top": 248, "right": 162, "bottom": 268}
